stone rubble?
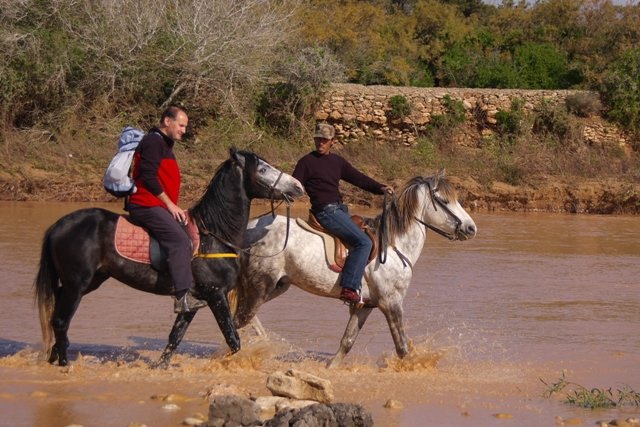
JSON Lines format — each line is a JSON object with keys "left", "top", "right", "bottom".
{"left": 204, "top": 370, "right": 372, "bottom": 427}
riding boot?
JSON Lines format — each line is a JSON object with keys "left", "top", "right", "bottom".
{"left": 339, "top": 287, "right": 376, "bottom": 308}
{"left": 174, "top": 289, "right": 208, "bottom": 314}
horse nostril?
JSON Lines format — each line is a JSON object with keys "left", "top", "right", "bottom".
{"left": 467, "top": 224, "right": 477, "bottom": 235}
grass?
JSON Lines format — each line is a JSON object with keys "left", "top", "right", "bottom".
{"left": 541, "top": 372, "right": 640, "bottom": 409}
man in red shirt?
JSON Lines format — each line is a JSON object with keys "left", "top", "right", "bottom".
{"left": 127, "top": 106, "right": 206, "bottom": 314}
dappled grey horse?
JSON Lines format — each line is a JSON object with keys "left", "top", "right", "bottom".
{"left": 235, "top": 170, "right": 477, "bottom": 367}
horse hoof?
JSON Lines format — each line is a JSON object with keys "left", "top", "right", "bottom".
{"left": 47, "top": 348, "right": 59, "bottom": 365}
{"left": 222, "top": 346, "right": 241, "bottom": 358}
{"left": 150, "top": 359, "right": 170, "bottom": 370}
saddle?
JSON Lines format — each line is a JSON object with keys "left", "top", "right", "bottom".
{"left": 114, "top": 214, "right": 199, "bottom": 270}
{"left": 296, "top": 212, "right": 378, "bottom": 273}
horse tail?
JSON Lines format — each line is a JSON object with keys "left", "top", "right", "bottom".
{"left": 33, "top": 227, "right": 57, "bottom": 359}
{"left": 227, "top": 288, "right": 238, "bottom": 317}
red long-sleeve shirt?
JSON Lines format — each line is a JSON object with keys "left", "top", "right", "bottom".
{"left": 128, "top": 128, "right": 181, "bottom": 208}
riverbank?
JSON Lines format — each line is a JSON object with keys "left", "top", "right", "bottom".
{"left": 1, "top": 166, "right": 638, "bottom": 215}
{"left": 1, "top": 124, "right": 638, "bottom": 214}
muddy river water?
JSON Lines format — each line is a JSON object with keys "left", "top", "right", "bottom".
{"left": 0, "top": 201, "right": 638, "bottom": 427}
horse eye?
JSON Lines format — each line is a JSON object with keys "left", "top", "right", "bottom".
{"left": 434, "top": 194, "right": 447, "bottom": 204}
{"left": 259, "top": 167, "right": 267, "bottom": 174}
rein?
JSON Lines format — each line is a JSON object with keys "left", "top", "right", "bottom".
{"left": 377, "top": 193, "right": 391, "bottom": 264}
{"left": 246, "top": 199, "right": 292, "bottom": 258}
{"left": 193, "top": 226, "right": 241, "bottom": 258}
{"left": 377, "top": 194, "right": 413, "bottom": 268}
{"left": 251, "top": 169, "right": 292, "bottom": 257}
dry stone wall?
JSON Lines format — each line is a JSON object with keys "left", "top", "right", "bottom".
{"left": 314, "top": 83, "right": 628, "bottom": 148}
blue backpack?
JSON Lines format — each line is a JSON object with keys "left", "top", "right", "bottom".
{"left": 103, "top": 126, "right": 145, "bottom": 197}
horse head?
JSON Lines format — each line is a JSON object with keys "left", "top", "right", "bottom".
{"left": 416, "top": 170, "right": 477, "bottom": 241}
{"left": 230, "top": 147, "right": 304, "bottom": 201}
{"left": 190, "top": 148, "right": 303, "bottom": 248}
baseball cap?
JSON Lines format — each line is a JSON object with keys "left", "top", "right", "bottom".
{"left": 314, "top": 123, "right": 335, "bottom": 140}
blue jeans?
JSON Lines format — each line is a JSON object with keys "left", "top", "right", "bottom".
{"left": 314, "top": 203, "right": 372, "bottom": 291}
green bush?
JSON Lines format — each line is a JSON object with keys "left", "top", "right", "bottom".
{"left": 255, "top": 82, "right": 303, "bottom": 135}
{"left": 429, "top": 95, "right": 467, "bottom": 129}
{"left": 542, "top": 373, "right": 640, "bottom": 408}
{"left": 512, "top": 42, "right": 571, "bottom": 89}
{"left": 439, "top": 39, "right": 577, "bottom": 89}
{"left": 495, "top": 98, "right": 526, "bottom": 138}
{"left": 388, "top": 95, "right": 412, "bottom": 119}
{"left": 442, "top": 95, "right": 467, "bottom": 124}
{"left": 601, "top": 48, "right": 640, "bottom": 132}
{"left": 415, "top": 138, "right": 437, "bottom": 161}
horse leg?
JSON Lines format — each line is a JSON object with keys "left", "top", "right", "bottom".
{"left": 209, "top": 289, "right": 240, "bottom": 354}
{"left": 48, "top": 270, "right": 109, "bottom": 366}
{"left": 380, "top": 302, "right": 410, "bottom": 359}
{"left": 48, "top": 286, "right": 84, "bottom": 366}
{"left": 327, "top": 306, "right": 374, "bottom": 368}
{"left": 248, "top": 316, "right": 267, "bottom": 336}
{"left": 153, "top": 311, "right": 197, "bottom": 369}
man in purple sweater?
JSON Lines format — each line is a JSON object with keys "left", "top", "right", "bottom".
{"left": 293, "top": 123, "right": 394, "bottom": 305}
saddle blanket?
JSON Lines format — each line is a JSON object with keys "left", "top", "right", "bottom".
{"left": 114, "top": 215, "right": 199, "bottom": 264}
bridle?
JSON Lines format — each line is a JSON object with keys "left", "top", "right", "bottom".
{"left": 378, "top": 177, "right": 463, "bottom": 265}
{"left": 414, "top": 180, "right": 462, "bottom": 241}
{"left": 261, "top": 169, "right": 292, "bottom": 256}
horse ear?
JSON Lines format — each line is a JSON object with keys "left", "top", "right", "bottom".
{"left": 433, "top": 169, "right": 445, "bottom": 187}
{"left": 229, "top": 146, "right": 245, "bottom": 167}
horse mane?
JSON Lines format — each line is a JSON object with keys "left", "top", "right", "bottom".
{"left": 371, "top": 175, "right": 457, "bottom": 244}
{"left": 189, "top": 151, "right": 256, "bottom": 245}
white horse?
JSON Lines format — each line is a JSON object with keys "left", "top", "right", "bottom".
{"left": 234, "top": 171, "right": 477, "bottom": 367}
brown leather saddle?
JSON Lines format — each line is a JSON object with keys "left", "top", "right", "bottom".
{"left": 296, "top": 212, "right": 378, "bottom": 273}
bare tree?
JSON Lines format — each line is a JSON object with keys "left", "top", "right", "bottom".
{"left": 48, "top": 0, "right": 299, "bottom": 112}
{"left": 51, "top": 0, "right": 164, "bottom": 98}
{"left": 163, "top": 0, "right": 299, "bottom": 111}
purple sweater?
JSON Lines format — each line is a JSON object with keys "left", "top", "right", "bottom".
{"left": 292, "top": 151, "right": 384, "bottom": 211}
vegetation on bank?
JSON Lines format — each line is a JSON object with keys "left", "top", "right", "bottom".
{"left": 0, "top": 0, "right": 639, "bottom": 212}
{"left": 2, "top": 0, "right": 640, "bottom": 132}
{"left": 541, "top": 373, "right": 640, "bottom": 408}
{"left": 2, "top": 111, "right": 639, "bottom": 215}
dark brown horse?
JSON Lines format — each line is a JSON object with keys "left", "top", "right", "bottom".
{"left": 34, "top": 148, "right": 303, "bottom": 367}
